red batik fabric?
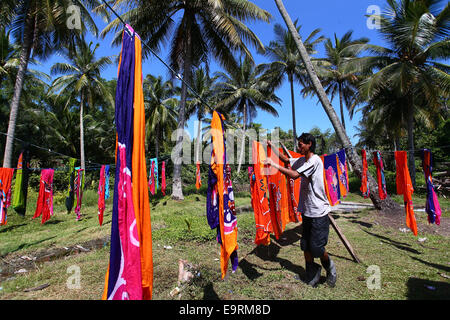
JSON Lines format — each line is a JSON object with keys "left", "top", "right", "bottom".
{"left": 0, "top": 168, "right": 14, "bottom": 225}
{"left": 161, "top": 161, "right": 166, "bottom": 196}
{"left": 395, "top": 151, "right": 418, "bottom": 236}
{"left": 249, "top": 141, "right": 272, "bottom": 245}
{"left": 360, "top": 149, "right": 370, "bottom": 198}
{"left": 33, "top": 169, "right": 54, "bottom": 224}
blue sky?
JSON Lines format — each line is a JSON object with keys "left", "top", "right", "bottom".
{"left": 35, "top": 0, "right": 391, "bottom": 144}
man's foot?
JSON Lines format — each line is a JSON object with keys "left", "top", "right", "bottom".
{"left": 325, "top": 259, "right": 337, "bottom": 287}
{"left": 304, "top": 262, "right": 321, "bottom": 287}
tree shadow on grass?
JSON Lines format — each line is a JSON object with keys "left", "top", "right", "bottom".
{"left": 407, "top": 277, "right": 450, "bottom": 299}
{"left": 8, "top": 235, "right": 58, "bottom": 255}
{"left": 332, "top": 213, "right": 373, "bottom": 228}
{"left": 0, "top": 224, "right": 27, "bottom": 233}
{"left": 410, "top": 256, "right": 450, "bottom": 273}
{"left": 361, "top": 229, "right": 422, "bottom": 255}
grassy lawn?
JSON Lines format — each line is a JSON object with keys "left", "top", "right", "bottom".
{"left": 0, "top": 187, "right": 449, "bottom": 300}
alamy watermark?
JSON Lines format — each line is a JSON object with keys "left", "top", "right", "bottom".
{"left": 66, "top": 4, "right": 82, "bottom": 30}
{"left": 366, "top": 5, "right": 381, "bottom": 30}
{"left": 366, "top": 265, "right": 381, "bottom": 290}
{"left": 67, "top": 265, "right": 81, "bottom": 289}
{"left": 170, "top": 122, "right": 279, "bottom": 168}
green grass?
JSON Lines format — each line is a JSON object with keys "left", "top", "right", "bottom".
{"left": 0, "top": 188, "right": 449, "bottom": 300}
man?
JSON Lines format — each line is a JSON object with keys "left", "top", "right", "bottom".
{"left": 264, "top": 133, "right": 337, "bottom": 287}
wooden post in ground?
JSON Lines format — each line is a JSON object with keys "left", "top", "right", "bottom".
{"left": 328, "top": 213, "right": 361, "bottom": 263}
{"left": 279, "top": 141, "right": 361, "bottom": 263}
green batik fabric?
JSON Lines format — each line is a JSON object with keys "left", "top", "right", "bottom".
{"left": 65, "top": 158, "right": 77, "bottom": 213}
{"left": 12, "top": 150, "right": 30, "bottom": 216}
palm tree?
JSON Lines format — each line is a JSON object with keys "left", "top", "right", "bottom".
{"left": 101, "top": 0, "right": 271, "bottom": 200}
{"left": 2, "top": 0, "right": 100, "bottom": 168}
{"left": 273, "top": 0, "right": 401, "bottom": 212}
{"left": 307, "top": 31, "right": 369, "bottom": 130}
{"left": 185, "top": 67, "right": 218, "bottom": 164}
{"left": 48, "top": 37, "right": 114, "bottom": 170}
{"left": 215, "top": 55, "right": 281, "bottom": 173}
{"left": 266, "top": 21, "right": 324, "bottom": 151}
{"left": 143, "top": 74, "right": 178, "bottom": 159}
{"left": 357, "top": 0, "right": 450, "bottom": 187}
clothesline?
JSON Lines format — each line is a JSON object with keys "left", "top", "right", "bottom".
{"left": 0, "top": 131, "right": 171, "bottom": 171}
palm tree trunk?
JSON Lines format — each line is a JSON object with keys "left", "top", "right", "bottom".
{"left": 172, "top": 14, "right": 193, "bottom": 201}
{"left": 289, "top": 73, "right": 297, "bottom": 152}
{"left": 80, "top": 91, "right": 86, "bottom": 170}
{"left": 2, "top": 21, "right": 33, "bottom": 168}
{"left": 237, "top": 103, "right": 247, "bottom": 174}
{"left": 407, "top": 101, "right": 416, "bottom": 188}
{"left": 155, "top": 123, "right": 160, "bottom": 160}
{"left": 274, "top": 0, "right": 401, "bottom": 213}
{"left": 338, "top": 81, "right": 346, "bottom": 130}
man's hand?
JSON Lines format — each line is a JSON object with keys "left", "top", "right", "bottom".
{"left": 263, "top": 157, "right": 275, "bottom": 167}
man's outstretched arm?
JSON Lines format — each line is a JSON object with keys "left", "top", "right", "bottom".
{"left": 264, "top": 157, "right": 300, "bottom": 180}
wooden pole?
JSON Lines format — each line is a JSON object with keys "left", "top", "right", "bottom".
{"left": 328, "top": 213, "right": 361, "bottom": 263}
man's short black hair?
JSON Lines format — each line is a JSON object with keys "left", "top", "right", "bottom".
{"left": 297, "top": 132, "right": 316, "bottom": 153}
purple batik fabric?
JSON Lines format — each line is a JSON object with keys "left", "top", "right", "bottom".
{"left": 106, "top": 28, "right": 142, "bottom": 300}
{"left": 421, "top": 149, "right": 441, "bottom": 225}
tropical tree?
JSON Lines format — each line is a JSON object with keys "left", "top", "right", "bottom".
{"left": 215, "top": 55, "right": 281, "bottom": 173}
{"left": 306, "top": 31, "right": 369, "bottom": 130}
{"left": 143, "top": 74, "right": 178, "bottom": 159}
{"left": 356, "top": 0, "right": 450, "bottom": 187}
{"left": 266, "top": 21, "right": 324, "bottom": 150}
{"left": 274, "top": 0, "right": 401, "bottom": 212}
{"left": 2, "top": 0, "right": 100, "bottom": 168}
{"left": 185, "top": 67, "right": 218, "bottom": 165}
{"left": 101, "top": 0, "right": 271, "bottom": 200}
{"left": 48, "top": 37, "right": 114, "bottom": 170}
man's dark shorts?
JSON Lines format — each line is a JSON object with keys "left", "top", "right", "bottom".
{"left": 300, "top": 214, "right": 330, "bottom": 258}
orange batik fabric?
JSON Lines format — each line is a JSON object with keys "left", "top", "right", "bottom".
{"left": 249, "top": 141, "right": 272, "bottom": 245}
{"left": 395, "top": 151, "right": 418, "bottom": 236}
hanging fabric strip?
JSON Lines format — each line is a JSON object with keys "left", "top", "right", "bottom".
{"left": 98, "top": 165, "right": 106, "bottom": 226}
{"left": 130, "top": 26, "right": 153, "bottom": 300}
{"left": 323, "top": 153, "right": 340, "bottom": 205}
{"left": 196, "top": 161, "right": 202, "bottom": 190}
{"left": 105, "top": 165, "right": 110, "bottom": 200}
{"left": 395, "top": 151, "right": 417, "bottom": 236}
{"left": 286, "top": 149, "right": 303, "bottom": 222}
{"left": 103, "top": 26, "right": 147, "bottom": 300}
{"left": 248, "top": 141, "right": 271, "bottom": 245}
{"left": 148, "top": 158, "right": 158, "bottom": 195}
{"left": 207, "top": 111, "right": 238, "bottom": 279}
{"left": 336, "top": 149, "right": 349, "bottom": 199}
{"left": 266, "top": 144, "right": 284, "bottom": 239}
{"left": 420, "top": 149, "right": 441, "bottom": 225}
{"left": 373, "top": 151, "right": 387, "bottom": 200}
{"left": 74, "top": 168, "right": 84, "bottom": 221}
{"left": 32, "top": 169, "right": 54, "bottom": 224}
{"left": 65, "top": 158, "right": 77, "bottom": 213}
{"left": 277, "top": 150, "right": 291, "bottom": 232}
{"left": 161, "top": 161, "right": 166, "bottom": 196}
{"left": 12, "top": 150, "right": 30, "bottom": 216}
{"left": 148, "top": 160, "right": 155, "bottom": 195}
{"left": 360, "top": 149, "right": 370, "bottom": 198}
{"left": 0, "top": 168, "right": 14, "bottom": 225}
